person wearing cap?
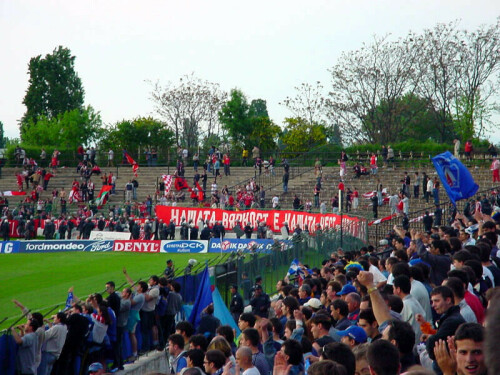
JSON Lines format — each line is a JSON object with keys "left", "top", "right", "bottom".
{"left": 88, "top": 362, "right": 105, "bottom": 375}
{"left": 337, "top": 325, "right": 368, "bottom": 348}
{"left": 250, "top": 285, "right": 270, "bottom": 318}
{"left": 304, "top": 298, "right": 322, "bottom": 312}
{"left": 337, "top": 284, "right": 356, "bottom": 300}
{"left": 164, "top": 260, "right": 175, "bottom": 280}
{"left": 229, "top": 285, "right": 244, "bottom": 322}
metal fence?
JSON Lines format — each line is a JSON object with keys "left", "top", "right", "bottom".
{"left": 213, "top": 231, "right": 366, "bottom": 306}
{"left": 369, "top": 184, "right": 500, "bottom": 244}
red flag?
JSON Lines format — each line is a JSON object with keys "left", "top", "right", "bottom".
{"left": 195, "top": 181, "right": 204, "bottom": 201}
{"left": 124, "top": 152, "right": 139, "bottom": 177}
{"left": 174, "top": 177, "right": 189, "bottom": 191}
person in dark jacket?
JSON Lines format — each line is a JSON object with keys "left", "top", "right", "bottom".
{"left": 244, "top": 222, "right": 253, "bottom": 239}
{"left": 415, "top": 231, "right": 451, "bottom": 286}
{"left": 189, "top": 224, "right": 198, "bottom": 240}
{"left": 168, "top": 220, "right": 176, "bottom": 240}
{"left": 43, "top": 219, "right": 55, "bottom": 239}
{"left": 425, "top": 286, "right": 465, "bottom": 366}
{"left": 81, "top": 218, "right": 95, "bottom": 239}
{"left": 423, "top": 211, "right": 433, "bottom": 232}
{"left": 200, "top": 225, "right": 212, "bottom": 240}
{"left": 250, "top": 285, "right": 270, "bottom": 318}
{"left": 229, "top": 284, "right": 244, "bottom": 322}
{"left": 131, "top": 221, "right": 140, "bottom": 240}
{"left": 196, "top": 304, "right": 220, "bottom": 342}
{"left": 0, "top": 218, "right": 10, "bottom": 241}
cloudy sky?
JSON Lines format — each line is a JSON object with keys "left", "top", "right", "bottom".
{"left": 1, "top": 0, "right": 499, "bottom": 141}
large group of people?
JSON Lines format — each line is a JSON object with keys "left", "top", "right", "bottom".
{"left": 9, "top": 205, "right": 500, "bottom": 374}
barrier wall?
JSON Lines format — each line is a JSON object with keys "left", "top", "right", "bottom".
{"left": 0, "top": 239, "right": 209, "bottom": 254}
{"left": 208, "top": 238, "right": 290, "bottom": 253}
{"left": 155, "top": 206, "right": 368, "bottom": 241}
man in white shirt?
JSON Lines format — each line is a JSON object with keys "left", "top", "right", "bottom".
{"left": 108, "top": 149, "right": 114, "bottom": 166}
{"left": 272, "top": 195, "right": 279, "bottom": 209}
{"left": 369, "top": 262, "right": 387, "bottom": 289}
{"left": 38, "top": 312, "right": 68, "bottom": 375}
{"left": 393, "top": 275, "right": 425, "bottom": 345}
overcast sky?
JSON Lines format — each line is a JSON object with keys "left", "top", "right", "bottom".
{"left": 1, "top": 0, "right": 499, "bottom": 142}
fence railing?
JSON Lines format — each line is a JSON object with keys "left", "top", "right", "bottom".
{"left": 369, "top": 184, "right": 500, "bottom": 244}
{"left": 212, "top": 231, "right": 365, "bottom": 306}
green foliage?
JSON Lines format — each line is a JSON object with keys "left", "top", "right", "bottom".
{"left": 98, "top": 117, "right": 175, "bottom": 158}
{"left": 281, "top": 117, "right": 327, "bottom": 153}
{"left": 21, "top": 46, "right": 84, "bottom": 133}
{"left": 21, "top": 106, "right": 101, "bottom": 149}
{"left": 219, "top": 90, "right": 280, "bottom": 152}
{"left": 0, "top": 121, "right": 4, "bottom": 148}
{"left": 4, "top": 144, "right": 73, "bottom": 165}
{"left": 361, "top": 94, "right": 455, "bottom": 143}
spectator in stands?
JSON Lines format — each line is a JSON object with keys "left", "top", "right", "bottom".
{"left": 357, "top": 308, "right": 381, "bottom": 342}
{"left": 196, "top": 304, "right": 221, "bottom": 342}
{"left": 425, "top": 286, "right": 466, "bottom": 369}
{"left": 176, "top": 321, "right": 195, "bottom": 350}
{"left": 169, "top": 333, "right": 188, "bottom": 375}
{"left": 240, "top": 328, "right": 270, "bottom": 375}
{"left": 250, "top": 285, "right": 271, "bottom": 318}
{"left": 338, "top": 325, "right": 368, "bottom": 349}
{"left": 204, "top": 349, "right": 226, "bottom": 375}
{"left": 123, "top": 275, "right": 146, "bottom": 362}
{"left": 283, "top": 170, "right": 289, "bottom": 193}
{"left": 10, "top": 318, "right": 39, "bottom": 375}
{"left": 367, "top": 339, "right": 401, "bottom": 375}
{"left": 434, "top": 322, "right": 486, "bottom": 375}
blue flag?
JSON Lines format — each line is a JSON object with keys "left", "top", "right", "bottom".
{"left": 432, "top": 151, "right": 478, "bottom": 205}
{"left": 188, "top": 266, "right": 213, "bottom": 328}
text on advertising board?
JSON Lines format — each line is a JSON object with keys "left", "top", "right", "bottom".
{"left": 160, "top": 240, "right": 208, "bottom": 253}
{"left": 113, "top": 240, "right": 161, "bottom": 253}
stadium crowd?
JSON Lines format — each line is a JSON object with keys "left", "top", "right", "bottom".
{"left": 8, "top": 202, "right": 500, "bottom": 375}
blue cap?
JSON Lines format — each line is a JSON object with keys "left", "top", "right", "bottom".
{"left": 337, "top": 325, "right": 368, "bottom": 343}
{"left": 336, "top": 284, "right": 357, "bottom": 296}
{"left": 88, "top": 362, "right": 104, "bottom": 371}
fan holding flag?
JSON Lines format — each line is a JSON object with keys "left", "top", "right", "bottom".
{"left": 124, "top": 151, "right": 139, "bottom": 177}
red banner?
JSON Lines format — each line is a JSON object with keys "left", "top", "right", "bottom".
{"left": 113, "top": 240, "right": 161, "bottom": 253}
{"left": 155, "top": 206, "right": 367, "bottom": 241}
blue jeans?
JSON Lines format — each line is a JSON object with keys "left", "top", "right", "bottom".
{"left": 433, "top": 188, "right": 439, "bottom": 205}
{"left": 283, "top": 182, "right": 288, "bottom": 193}
{"left": 38, "top": 351, "right": 57, "bottom": 375}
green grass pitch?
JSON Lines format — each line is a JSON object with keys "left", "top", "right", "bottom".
{"left": 0, "top": 252, "right": 221, "bottom": 331}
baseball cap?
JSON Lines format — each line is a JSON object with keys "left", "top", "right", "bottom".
{"left": 337, "top": 325, "right": 368, "bottom": 343}
{"left": 304, "top": 298, "right": 322, "bottom": 309}
{"left": 336, "top": 284, "right": 357, "bottom": 296}
{"left": 88, "top": 362, "right": 104, "bottom": 372}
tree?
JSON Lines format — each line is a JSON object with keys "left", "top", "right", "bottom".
{"left": 0, "top": 121, "right": 4, "bottom": 148}
{"left": 281, "top": 117, "right": 327, "bottom": 153}
{"left": 149, "top": 74, "right": 226, "bottom": 149}
{"left": 326, "top": 34, "right": 423, "bottom": 144}
{"left": 21, "top": 46, "right": 84, "bottom": 134}
{"left": 98, "top": 117, "right": 174, "bottom": 158}
{"left": 21, "top": 106, "right": 101, "bottom": 149}
{"left": 280, "top": 81, "right": 327, "bottom": 126}
{"left": 219, "top": 90, "right": 280, "bottom": 151}
{"left": 362, "top": 93, "right": 450, "bottom": 143}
